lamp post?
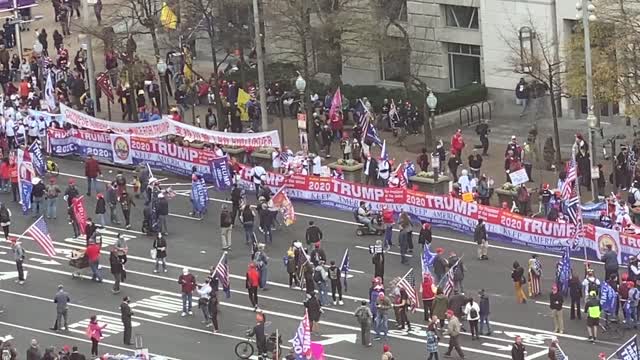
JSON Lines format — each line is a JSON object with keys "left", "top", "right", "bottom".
{"left": 252, "top": 0, "right": 269, "bottom": 131}
{"left": 576, "top": 0, "right": 598, "bottom": 201}
{"left": 156, "top": 59, "right": 168, "bottom": 115}
{"left": 426, "top": 91, "right": 438, "bottom": 181}
{"left": 295, "top": 73, "right": 307, "bottom": 152}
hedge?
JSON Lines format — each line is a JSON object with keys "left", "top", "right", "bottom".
{"left": 224, "top": 62, "right": 487, "bottom": 114}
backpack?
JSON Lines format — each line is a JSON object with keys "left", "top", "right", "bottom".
{"left": 313, "top": 269, "right": 323, "bottom": 283}
{"left": 587, "top": 279, "right": 599, "bottom": 295}
{"left": 628, "top": 190, "right": 636, "bottom": 205}
{"left": 469, "top": 307, "right": 478, "bottom": 319}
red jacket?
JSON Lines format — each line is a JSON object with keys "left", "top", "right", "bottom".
{"left": 86, "top": 243, "right": 101, "bottom": 262}
{"left": 178, "top": 273, "right": 196, "bottom": 293}
{"left": 382, "top": 209, "right": 394, "bottom": 225}
{"left": 451, "top": 134, "right": 465, "bottom": 153}
{"left": 9, "top": 164, "right": 17, "bottom": 183}
{"left": 0, "top": 162, "right": 9, "bottom": 180}
{"left": 85, "top": 158, "right": 101, "bottom": 178}
{"left": 246, "top": 268, "right": 260, "bottom": 288}
{"left": 421, "top": 277, "right": 435, "bottom": 300}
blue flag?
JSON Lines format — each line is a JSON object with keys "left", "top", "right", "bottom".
{"left": 191, "top": 179, "right": 207, "bottom": 214}
{"left": 20, "top": 180, "right": 32, "bottom": 214}
{"left": 600, "top": 281, "right": 618, "bottom": 315}
{"left": 610, "top": 334, "right": 638, "bottom": 360}
{"left": 209, "top": 157, "right": 232, "bottom": 190}
{"left": 422, "top": 244, "right": 436, "bottom": 276}
{"left": 28, "top": 142, "right": 45, "bottom": 177}
{"left": 558, "top": 246, "right": 571, "bottom": 295}
{"left": 364, "top": 120, "right": 383, "bottom": 146}
{"left": 340, "top": 248, "right": 350, "bottom": 293}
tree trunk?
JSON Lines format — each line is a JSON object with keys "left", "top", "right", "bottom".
{"left": 207, "top": 23, "right": 225, "bottom": 131}
{"left": 301, "top": 7, "right": 315, "bottom": 153}
{"left": 150, "top": 27, "right": 161, "bottom": 59}
{"left": 549, "top": 71, "right": 561, "bottom": 166}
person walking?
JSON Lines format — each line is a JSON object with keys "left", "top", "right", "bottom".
{"left": 196, "top": 278, "right": 212, "bottom": 327}
{"left": 314, "top": 260, "right": 329, "bottom": 306}
{"left": 443, "top": 310, "right": 464, "bottom": 359}
{"left": 397, "top": 211, "right": 412, "bottom": 264}
{"left": 585, "top": 290, "right": 601, "bottom": 343}
{"left": 106, "top": 182, "right": 120, "bottom": 224}
{"left": 240, "top": 204, "right": 255, "bottom": 245}
{"left": 511, "top": 335, "right": 526, "bottom": 360}
{"left": 354, "top": 300, "right": 373, "bottom": 347}
{"left": 220, "top": 205, "right": 233, "bottom": 250}
{"left": 421, "top": 273, "right": 435, "bottom": 321}
{"left": 51, "top": 284, "right": 70, "bottom": 332}
{"left": 305, "top": 221, "right": 323, "bottom": 249}
{"left": 120, "top": 296, "right": 134, "bottom": 345}
{"left": 84, "top": 154, "right": 101, "bottom": 196}
{"left": 449, "top": 252, "right": 465, "bottom": 294}
{"left": 95, "top": 193, "right": 106, "bottom": 226}
{"left": 304, "top": 292, "right": 322, "bottom": 334}
{"left": 246, "top": 262, "right": 260, "bottom": 310}
{"left": 0, "top": 203, "right": 11, "bottom": 240}
{"left": 328, "top": 260, "right": 343, "bottom": 305}
{"left": 374, "top": 292, "right": 391, "bottom": 341}
{"left": 426, "top": 322, "right": 440, "bottom": 360}
{"left": 569, "top": 273, "right": 582, "bottom": 320}
{"left": 11, "top": 239, "right": 25, "bottom": 284}
{"left": 209, "top": 291, "right": 220, "bottom": 333}
{"left": 45, "top": 178, "right": 61, "bottom": 219}
{"left": 86, "top": 241, "right": 102, "bottom": 282}
{"left": 512, "top": 261, "right": 527, "bottom": 304}
{"left": 178, "top": 268, "right": 196, "bottom": 317}
{"left": 119, "top": 191, "right": 135, "bottom": 229}
{"left": 474, "top": 219, "right": 488, "bottom": 260}
{"left": 230, "top": 184, "right": 242, "bottom": 224}
{"left": 549, "top": 284, "right": 564, "bottom": 333}
{"left": 157, "top": 193, "right": 169, "bottom": 235}
{"left": 478, "top": 289, "right": 492, "bottom": 335}
{"left": 109, "top": 247, "right": 124, "bottom": 293}
{"left": 393, "top": 283, "right": 411, "bottom": 331}
{"left": 153, "top": 233, "right": 168, "bottom": 273}
{"left": 86, "top": 315, "right": 107, "bottom": 356}
{"left": 432, "top": 288, "right": 448, "bottom": 330}
{"left": 464, "top": 297, "right": 481, "bottom": 340}
{"left": 253, "top": 243, "right": 269, "bottom": 290}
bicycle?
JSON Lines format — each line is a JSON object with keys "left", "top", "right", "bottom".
{"left": 234, "top": 324, "right": 281, "bottom": 360}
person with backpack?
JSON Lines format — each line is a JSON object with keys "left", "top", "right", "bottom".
{"left": 449, "top": 252, "right": 465, "bottom": 293}
{"left": 313, "top": 261, "right": 329, "bottom": 306}
{"left": 582, "top": 268, "right": 601, "bottom": 300}
{"left": 354, "top": 300, "right": 373, "bottom": 347}
{"left": 624, "top": 281, "right": 639, "bottom": 329}
{"left": 327, "top": 260, "right": 343, "bottom": 305}
{"left": 464, "top": 297, "right": 481, "bottom": 340}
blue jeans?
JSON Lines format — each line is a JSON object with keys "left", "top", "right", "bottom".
{"left": 87, "top": 177, "right": 97, "bottom": 195}
{"left": 155, "top": 257, "right": 166, "bottom": 272}
{"left": 33, "top": 197, "right": 42, "bottom": 215}
{"left": 626, "top": 305, "right": 637, "bottom": 328}
{"left": 384, "top": 225, "right": 393, "bottom": 247}
{"left": 375, "top": 313, "right": 388, "bottom": 338}
{"left": 358, "top": 216, "right": 374, "bottom": 232}
{"left": 259, "top": 266, "right": 268, "bottom": 288}
{"left": 479, "top": 314, "right": 491, "bottom": 334}
{"left": 89, "top": 261, "right": 102, "bottom": 282}
{"left": 243, "top": 222, "right": 254, "bottom": 243}
{"left": 46, "top": 198, "right": 57, "bottom": 218}
{"left": 96, "top": 213, "right": 106, "bottom": 226}
{"left": 182, "top": 293, "right": 193, "bottom": 313}
{"left": 263, "top": 228, "right": 272, "bottom": 244}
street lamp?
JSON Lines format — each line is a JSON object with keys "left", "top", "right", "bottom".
{"left": 295, "top": 73, "right": 308, "bottom": 152}
{"left": 576, "top": 0, "right": 598, "bottom": 201}
{"left": 426, "top": 91, "right": 438, "bottom": 180}
{"left": 156, "top": 59, "right": 168, "bottom": 115}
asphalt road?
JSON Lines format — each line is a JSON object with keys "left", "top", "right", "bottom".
{"left": 0, "top": 157, "right": 629, "bottom": 360}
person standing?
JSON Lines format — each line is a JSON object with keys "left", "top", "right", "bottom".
{"left": 374, "top": 292, "right": 391, "bottom": 341}
{"left": 68, "top": 346, "right": 86, "bottom": 360}
{"left": 478, "top": 289, "right": 492, "bottom": 335}
{"left": 421, "top": 273, "right": 435, "bottom": 321}
{"left": 178, "top": 268, "right": 196, "bottom": 317}
{"left": 449, "top": 252, "right": 465, "bottom": 293}
{"left": 512, "top": 261, "right": 527, "bottom": 304}
{"left": 328, "top": 260, "right": 343, "bottom": 306}
{"left": 314, "top": 261, "right": 329, "bottom": 306}
{"left": 515, "top": 78, "right": 529, "bottom": 116}
{"left": 84, "top": 154, "right": 101, "bottom": 196}
{"left": 511, "top": 335, "right": 526, "bottom": 360}
{"left": 26, "top": 339, "right": 41, "bottom": 360}
{"left": 209, "top": 291, "right": 220, "bottom": 333}
{"left": 433, "top": 248, "right": 448, "bottom": 285}
{"left": 600, "top": 244, "right": 619, "bottom": 283}
{"left": 95, "top": 193, "right": 106, "bottom": 226}
{"left": 475, "top": 118, "right": 490, "bottom": 156}
{"left": 253, "top": 243, "right": 269, "bottom": 290}
{"left": 443, "top": 310, "right": 464, "bottom": 358}
{"left": 45, "top": 177, "right": 61, "bottom": 219}
{"left": 120, "top": 296, "right": 134, "bottom": 345}
{"left": 51, "top": 284, "right": 70, "bottom": 331}
{"left": 372, "top": 243, "right": 385, "bottom": 282}
{"left": 86, "top": 241, "right": 102, "bottom": 282}
{"left": 464, "top": 297, "right": 481, "bottom": 340}
{"left": 119, "top": 191, "right": 135, "bottom": 229}
{"left": 354, "top": 300, "right": 372, "bottom": 347}
{"left": 549, "top": 284, "right": 564, "bottom": 333}
{"left": 157, "top": 193, "right": 169, "bottom": 235}
{"left": 86, "top": 315, "right": 107, "bottom": 356}
{"left": 246, "top": 262, "right": 260, "bottom": 310}
{"left": 196, "top": 278, "right": 212, "bottom": 327}
{"left": 425, "top": 322, "right": 439, "bottom": 360}
{"left": 394, "top": 284, "right": 411, "bottom": 331}
{"left": 585, "top": 290, "right": 601, "bottom": 343}
{"left": 109, "top": 247, "right": 124, "bottom": 293}
{"left": 568, "top": 274, "right": 582, "bottom": 320}
{"left": 528, "top": 254, "right": 542, "bottom": 297}
{"left": 304, "top": 292, "right": 322, "bottom": 334}
{"left": 106, "top": 182, "right": 120, "bottom": 224}
{"left": 397, "top": 211, "right": 412, "bottom": 264}
{"left": 11, "top": 240, "right": 25, "bottom": 284}
{"left": 240, "top": 204, "right": 256, "bottom": 245}
{"left": 230, "top": 184, "right": 242, "bottom": 224}
{"left": 0, "top": 203, "right": 11, "bottom": 240}
{"left": 305, "top": 221, "right": 323, "bottom": 249}
{"left": 220, "top": 205, "right": 233, "bottom": 250}
{"left": 153, "top": 233, "right": 168, "bottom": 273}
{"left": 432, "top": 288, "right": 448, "bottom": 330}
{"left": 474, "top": 219, "right": 488, "bottom": 260}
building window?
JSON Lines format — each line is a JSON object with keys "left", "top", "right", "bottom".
{"left": 445, "top": 5, "right": 478, "bottom": 29}
{"left": 379, "top": 38, "right": 410, "bottom": 82}
{"left": 447, "top": 43, "right": 481, "bottom": 89}
{"left": 381, "top": 0, "right": 407, "bottom": 21}
{"left": 312, "top": 35, "right": 342, "bottom": 75}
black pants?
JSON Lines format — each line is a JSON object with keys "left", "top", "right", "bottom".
{"left": 469, "top": 319, "right": 479, "bottom": 338}
{"left": 91, "top": 338, "right": 99, "bottom": 356}
{"left": 427, "top": 353, "right": 439, "bottom": 360}
{"left": 15, "top": 260, "right": 24, "bottom": 281}
{"left": 330, "top": 280, "right": 342, "bottom": 301}
{"left": 2, "top": 225, "right": 9, "bottom": 239}
{"left": 446, "top": 335, "right": 464, "bottom": 357}
{"left": 211, "top": 312, "right": 219, "bottom": 331}
{"left": 123, "top": 320, "right": 132, "bottom": 344}
{"left": 480, "top": 136, "right": 489, "bottom": 155}
{"left": 122, "top": 209, "right": 131, "bottom": 226}
{"left": 288, "top": 273, "right": 298, "bottom": 287}
{"left": 248, "top": 287, "right": 258, "bottom": 307}
{"left": 231, "top": 204, "right": 240, "bottom": 224}
{"left": 570, "top": 296, "right": 581, "bottom": 319}
{"left": 113, "top": 272, "right": 121, "bottom": 291}
{"left": 11, "top": 182, "right": 17, "bottom": 201}
{"left": 422, "top": 299, "right": 433, "bottom": 321}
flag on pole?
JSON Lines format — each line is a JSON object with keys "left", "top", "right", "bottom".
{"left": 397, "top": 268, "right": 418, "bottom": 312}
{"left": 559, "top": 246, "right": 571, "bottom": 295}
{"left": 25, "top": 216, "right": 56, "bottom": 257}
{"left": 340, "top": 248, "right": 350, "bottom": 293}
{"left": 354, "top": 99, "right": 370, "bottom": 127}
{"left": 214, "top": 252, "right": 231, "bottom": 298}
{"left": 393, "top": 163, "right": 408, "bottom": 188}
{"left": 291, "top": 309, "right": 311, "bottom": 359}
{"left": 600, "top": 281, "right": 618, "bottom": 315}
{"left": 329, "top": 88, "right": 343, "bottom": 125}
{"left": 160, "top": 2, "right": 177, "bottom": 30}
{"left": 381, "top": 140, "right": 388, "bottom": 161}
{"left": 421, "top": 244, "right": 436, "bottom": 276}
{"left": 561, "top": 154, "right": 577, "bottom": 201}
{"left": 272, "top": 186, "right": 296, "bottom": 226}
{"left": 441, "top": 256, "right": 463, "bottom": 296}
{"left": 45, "top": 71, "right": 57, "bottom": 111}
{"left": 607, "top": 334, "right": 638, "bottom": 360}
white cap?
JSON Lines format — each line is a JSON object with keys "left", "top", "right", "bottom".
{"left": 183, "top": 268, "right": 189, "bottom": 275}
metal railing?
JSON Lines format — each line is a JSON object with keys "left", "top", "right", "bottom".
{"left": 459, "top": 107, "right": 470, "bottom": 127}
{"left": 481, "top": 101, "right": 492, "bottom": 121}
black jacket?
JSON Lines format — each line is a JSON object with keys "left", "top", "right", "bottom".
{"left": 220, "top": 210, "right": 232, "bottom": 228}
{"left": 305, "top": 225, "right": 323, "bottom": 245}
{"left": 418, "top": 226, "right": 432, "bottom": 245}
{"left": 511, "top": 343, "right": 526, "bottom": 360}
{"left": 120, "top": 302, "right": 133, "bottom": 322}
{"left": 31, "top": 182, "right": 45, "bottom": 198}
{"left": 95, "top": 197, "right": 106, "bottom": 214}
{"left": 110, "top": 252, "right": 123, "bottom": 274}
{"left": 69, "top": 353, "right": 86, "bottom": 360}
{"left": 473, "top": 224, "right": 487, "bottom": 244}
{"left": 231, "top": 187, "right": 242, "bottom": 206}
{"left": 157, "top": 198, "right": 169, "bottom": 216}
{"left": 304, "top": 297, "right": 322, "bottom": 321}
{"left": 549, "top": 292, "right": 564, "bottom": 310}
{"left": 153, "top": 237, "right": 167, "bottom": 258}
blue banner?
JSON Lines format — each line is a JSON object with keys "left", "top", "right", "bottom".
{"left": 210, "top": 157, "right": 232, "bottom": 190}
{"left": 611, "top": 334, "right": 638, "bottom": 360}
{"left": 191, "top": 179, "right": 207, "bottom": 213}
{"left": 20, "top": 180, "right": 32, "bottom": 214}
{"left": 580, "top": 201, "right": 607, "bottom": 220}
{"left": 601, "top": 281, "right": 618, "bottom": 314}
{"left": 28, "top": 142, "right": 45, "bottom": 177}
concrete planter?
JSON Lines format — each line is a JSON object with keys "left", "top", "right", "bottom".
{"left": 250, "top": 151, "right": 273, "bottom": 171}
{"left": 328, "top": 162, "right": 364, "bottom": 183}
{"left": 223, "top": 147, "right": 246, "bottom": 163}
{"left": 409, "top": 175, "right": 451, "bottom": 195}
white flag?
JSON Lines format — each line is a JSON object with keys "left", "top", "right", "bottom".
{"left": 45, "top": 71, "right": 56, "bottom": 111}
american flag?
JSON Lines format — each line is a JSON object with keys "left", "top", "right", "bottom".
{"left": 441, "top": 257, "right": 462, "bottom": 297}
{"left": 279, "top": 150, "right": 292, "bottom": 164}
{"left": 214, "top": 252, "right": 231, "bottom": 298}
{"left": 564, "top": 151, "right": 584, "bottom": 241}
{"left": 340, "top": 248, "right": 350, "bottom": 292}
{"left": 561, "top": 154, "right": 577, "bottom": 200}
{"left": 397, "top": 268, "right": 418, "bottom": 312}
{"left": 360, "top": 116, "right": 383, "bottom": 146}
{"left": 558, "top": 246, "right": 571, "bottom": 295}
{"left": 25, "top": 216, "right": 56, "bottom": 257}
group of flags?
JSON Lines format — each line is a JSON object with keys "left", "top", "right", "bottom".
{"left": 562, "top": 150, "right": 584, "bottom": 243}
{"left": 353, "top": 98, "right": 382, "bottom": 146}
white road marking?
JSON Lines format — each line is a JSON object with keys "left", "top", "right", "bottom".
{"left": 0, "top": 320, "right": 179, "bottom": 360}
{"left": 526, "top": 349, "right": 551, "bottom": 360}
{"left": 0, "top": 271, "right": 26, "bottom": 281}
{"left": 315, "top": 333, "right": 357, "bottom": 345}
{"left": 168, "top": 212, "right": 203, "bottom": 221}
{"left": 30, "top": 258, "right": 61, "bottom": 266}
{"left": 482, "top": 342, "right": 511, "bottom": 351}
{"left": 355, "top": 245, "right": 413, "bottom": 257}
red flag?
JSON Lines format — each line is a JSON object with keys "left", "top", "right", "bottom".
{"left": 72, "top": 196, "right": 87, "bottom": 235}
{"left": 96, "top": 72, "right": 115, "bottom": 103}
{"left": 329, "top": 88, "right": 343, "bottom": 124}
